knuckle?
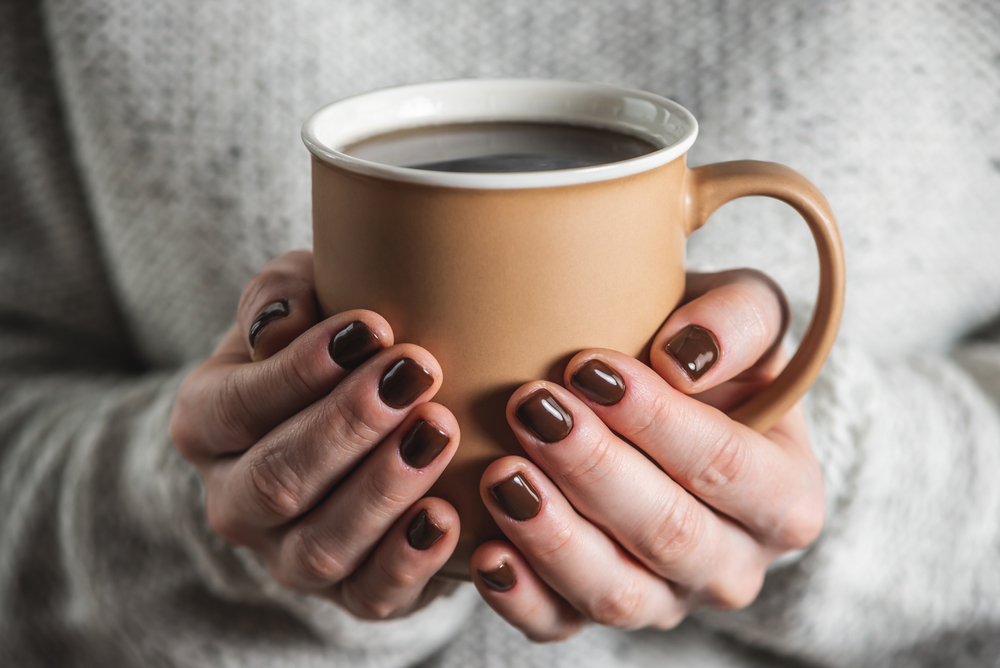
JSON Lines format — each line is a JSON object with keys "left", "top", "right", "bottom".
{"left": 340, "top": 580, "right": 403, "bottom": 620}
{"left": 586, "top": 579, "right": 648, "bottom": 629}
{"left": 707, "top": 571, "right": 765, "bottom": 611}
{"left": 685, "top": 428, "right": 751, "bottom": 496}
{"left": 635, "top": 497, "right": 704, "bottom": 569}
{"left": 631, "top": 389, "right": 679, "bottom": 443}
{"left": 204, "top": 492, "right": 242, "bottom": 545}
{"left": 351, "top": 595, "right": 400, "bottom": 621}
{"left": 356, "top": 467, "right": 410, "bottom": 520}
{"left": 169, "top": 370, "right": 216, "bottom": 460}
{"left": 326, "top": 395, "right": 383, "bottom": 457}
{"left": 340, "top": 565, "right": 422, "bottom": 620}
{"left": 339, "top": 567, "right": 418, "bottom": 620}
{"left": 525, "top": 620, "right": 584, "bottom": 644}
{"left": 530, "top": 516, "right": 577, "bottom": 567}
{"left": 264, "top": 559, "right": 296, "bottom": 590}
{"left": 280, "top": 343, "right": 329, "bottom": 402}
{"left": 650, "top": 606, "right": 688, "bottom": 631}
{"left": 246, "top": 447, "right": 308, "bottom": 520}
{"left": 213, "top": 372, "right": 259, "bottom": 443}
{"left": 376, "top": 555, "right": 423, "bottom": 592}
{"left": 773, "top": 489, "right": 826, "bottom": 549}
{"left": 168, "top": 401, "right": 197, "bottom": 460}
{"left": 289, "top": 526, "right": 348, "bottom": 584}
{"left": 561, "top": 433, "right": 621, "bottom": 488}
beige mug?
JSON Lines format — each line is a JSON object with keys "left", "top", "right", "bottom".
{"left": 302, "top": 79, "right": 845, "bottom": 579}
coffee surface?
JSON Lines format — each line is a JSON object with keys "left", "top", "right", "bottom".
{"left": 344, "top": 122, "right": 658, "bottom": 173}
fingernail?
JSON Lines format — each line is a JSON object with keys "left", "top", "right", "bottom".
{"left": 665, "top": 325, "right": 719, "bottom": 380}
{"left": 515, "top": 389, "right": 573, "bottom": 442}
{"left": 490, "top": 472, "right": 541, "bottom": 521}
{"left": 329, "top": 321, "right": 382, "bottom": 370}
{"left": 570, "top": 359, "right": 626, "bottom": 405}
{"left": 379, "top": 358, "right": 434, "bottom": 409}
{"left": 399, "top": 419, "right": 450, "bottom": 469}
{"left": 248, "top": 301, "right": 289, "bottom": 349}
{"left": 406, "top": 509, "right": 446, "bottom": 551}
{"left": 478, "top": 561, "right": 517, "bottom": 592}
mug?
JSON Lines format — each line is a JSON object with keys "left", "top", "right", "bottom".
{"left": 302, "top": 79, "right": 845, "bottom": 579}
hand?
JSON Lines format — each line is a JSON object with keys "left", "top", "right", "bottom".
{"left": 169, "top": 250, "right": 461, "bottom": 619}
{"left": 469, "top": 269, "right": 824, "bottom": 641}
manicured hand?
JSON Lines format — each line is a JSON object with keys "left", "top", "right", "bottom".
{"left": 470, "top": 269, "right": 824, "bottom": 641}
{"left": 170, "top": 250, "right": 461, "bottom": 619}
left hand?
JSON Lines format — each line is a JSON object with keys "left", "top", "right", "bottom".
{"left": 469, "top": 269, "right": 825, "bottom": 642}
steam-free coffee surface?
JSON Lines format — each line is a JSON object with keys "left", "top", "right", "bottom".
{"left": 344, "top": 122, "right": 658, "bottom": 173}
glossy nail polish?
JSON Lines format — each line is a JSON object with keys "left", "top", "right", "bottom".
{"left": 570, "top": 359, "right": 626, "bottom": 405}
{"left": 515, "top": 389, "right": 573, "bottom": 442}
{"left": 379, "top": 358, "right": 434, "bottom": 408}
{"left": 406, "top": 509, "right": 446, "bottom": 550}
{"left": 399, "top": 419, "right": 450, "bottom": 469}
{"left": 665, "top": 325, "right": 719, "bottom": 380}
{"left": 478, "top": 562, "right": 517, "bottom": 592}
{"left": 248, "top": 300, "right": 289, "bottom": 348}
{"left": 329, "top": 321, "right": 382, "bottom": 370}
{"left": 490, "top": 472, "right": 541, "bottom": 521}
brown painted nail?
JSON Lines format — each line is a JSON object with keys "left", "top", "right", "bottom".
{"left": 665, "top": 325, "right": 720, "bottom": 380}
{"left": 406, "top": 509, "right": 445, "bottom": 551}
{"left": 379, "top": 357, "right": 434, "bottom": 408}
{"left": 248, "top": 300, "right": 289, "bottom": 349}
{"left": 329, "top": 320, "right": 382, "bottom": 370}
{"left": 399, "top": 419, "right": 450, "bottom": 469}
{"left": 515, "top": 389, "right": 573, "bottom": 442}
{"left": 478, "top": 562, "right": 517, "bottom": 592}
{"left": 570, "top": 359, "right": 626, "bottom": 405}
{"left": 490, "top": 472, "right": 541, "bottom": 521}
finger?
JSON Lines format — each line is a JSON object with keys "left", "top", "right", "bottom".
{"left": 480, "top": 457, "right": 686, "bottom": 630}
{"left": 172, "top": 310, "right": 393, "bottom": 461}
{"left": 507, "top": 382, "right": 771, "bottom": 609}
{"left": 563, "top": 353, "right": 824, "bottom": 552}
{"left": 470, "top": 541, "right": 585, "bottom": 642}
{"left": 651, "top": 269, "right": 790, "bottom": 411}
{"left": 264, "top": 397, "right": 457, "bottom": 591}
{"left": 208, "top": 348, "right": 446, "bottom": 539}
{"left": 335, "top": 498, "right": 460, "bottom": 620}
{"left": 235, "top": 249, "right": 319, "bottom": 362}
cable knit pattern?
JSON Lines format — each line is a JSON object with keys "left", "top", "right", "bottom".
{"left": 2, "top": 0, "right": 1000, "bottom": 665}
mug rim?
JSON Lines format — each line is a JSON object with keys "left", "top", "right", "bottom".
{"left": 302, "top": 78, "right": 698, "bottom": 189}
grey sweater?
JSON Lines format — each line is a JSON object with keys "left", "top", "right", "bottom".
{"left": 2, "top": 0, "right": 1000, "bottom": 666}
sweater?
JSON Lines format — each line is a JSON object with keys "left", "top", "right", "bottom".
{"left": 2, "top": 0, "right": 1000, "bottom": 666}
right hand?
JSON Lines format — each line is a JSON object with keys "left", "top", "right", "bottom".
{"left": 170, "top": 250, "right": 461, "bottom": 619}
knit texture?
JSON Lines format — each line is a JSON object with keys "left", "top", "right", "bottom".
{"left": 2, "top": 0, "right": 1000, "bottom": 665}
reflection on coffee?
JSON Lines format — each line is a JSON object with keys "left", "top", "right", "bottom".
{"left": 344, "top": 122, "right": 659, "bottom": 173}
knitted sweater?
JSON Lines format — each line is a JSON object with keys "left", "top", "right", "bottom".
{"left": 2, "top": 0, "right": 1000, "bottom": 666}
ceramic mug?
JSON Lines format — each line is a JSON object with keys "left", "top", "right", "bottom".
{"left": 302, "top": 79, "right": 845, "bottom": 579}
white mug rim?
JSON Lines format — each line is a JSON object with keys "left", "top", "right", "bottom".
{"left": 302, "top": 78, "right": 698, "bottom": 190}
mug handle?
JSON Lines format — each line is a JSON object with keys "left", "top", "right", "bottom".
{"left": 684, "top": 160, "right": 846, "bottom": 433}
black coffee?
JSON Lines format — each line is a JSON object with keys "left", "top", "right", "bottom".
{"left": 344, "top": 122, "right": 658, "bottom": 173}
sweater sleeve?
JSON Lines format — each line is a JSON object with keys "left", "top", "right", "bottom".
{"left": 693, "top": 318, "right": 1000, "bottom": 666}
{"left": 0, "top": 3, "right": 476, "bottom": 666}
